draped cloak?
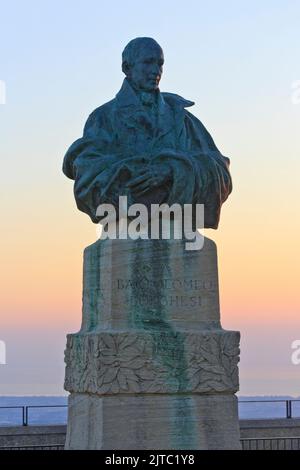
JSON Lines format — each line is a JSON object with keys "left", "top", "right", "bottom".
{"left": 63, "top": 79, "right": 232, "bottom": 228}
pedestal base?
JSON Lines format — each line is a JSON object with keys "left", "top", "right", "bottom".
{"left": 65, "top": 393, "right": 241, "bottom": 450}
{"left": 64, "top": 237, "right": 241, "bottom": 449}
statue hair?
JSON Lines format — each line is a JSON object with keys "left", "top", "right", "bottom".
{"left": 122, "top": 37, "right": 163, "bottom": 72}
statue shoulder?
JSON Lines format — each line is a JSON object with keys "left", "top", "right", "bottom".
{"left": 161, "top": 92, "right": 195, "bottom": 109}
{"left": 83, "top": 98, "right": 115, "bottom": 135}
{"left": 161, "top": 92, "right": 216, "bottom": 144}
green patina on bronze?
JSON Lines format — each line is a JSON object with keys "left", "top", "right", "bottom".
{"left": 63, "top": 37, "right": 232, "bottom": 230}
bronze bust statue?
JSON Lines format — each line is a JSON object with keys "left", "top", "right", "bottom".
{"left": 63, "top": 37, "right": 232, "bottom": 228}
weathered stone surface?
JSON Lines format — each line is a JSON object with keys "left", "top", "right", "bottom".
{"left": 64, "top": 236, "right": 241, "bottom": 449}
{"left": 81, "top": 236, "right": 221, "bottom": 331}
{"left": 65, "top": 330, "right": 239, "bottom": 395}
{"left": 65, "top": 393, "right": 241, "bottom": 450}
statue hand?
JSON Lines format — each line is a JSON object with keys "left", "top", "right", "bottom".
{"left": 127, "top": 165, "right": 172, "bottom": 197}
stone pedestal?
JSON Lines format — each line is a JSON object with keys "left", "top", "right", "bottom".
{"left": 64, "top": 236, "right": 241, "bottom": 449}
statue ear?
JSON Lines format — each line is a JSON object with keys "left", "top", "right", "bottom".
{"left": 122, "top": 61, "right": 131, "bottom": 76}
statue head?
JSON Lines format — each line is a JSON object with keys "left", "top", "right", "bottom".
{"left": 122, "top": 37, "right": 164, "bottom": 92}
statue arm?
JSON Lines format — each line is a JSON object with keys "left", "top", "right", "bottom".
{"left": 185, "top": 112, "right": 232, "bottom": 226}
{"left": 62, "top": 107, "right": 124, "bottom": 221}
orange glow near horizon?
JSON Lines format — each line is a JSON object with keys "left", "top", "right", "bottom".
{"left": 1, "top": 181, "right": 299, "bottom": 330}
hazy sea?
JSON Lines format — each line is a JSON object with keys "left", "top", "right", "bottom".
{"left": 0, "top": 396, "right": 300, "bottom": 426}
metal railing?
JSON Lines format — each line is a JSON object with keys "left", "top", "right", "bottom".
{"left": 0, "top": 444, "right": 64, "bottom": 450}
{"left": 1, "top": 439, "right": 300, "bottom": 450}
{"left": 0, "top": 405, "right": 67, "bottom": 426}
{"left": 238, "top": 399, "right": 300, "bottom": 419}
{"left": 241, "top": 437, "right": 300, "bottom": 450}
{"left": 1, "top": 399, "right": 300, "bottom": 426}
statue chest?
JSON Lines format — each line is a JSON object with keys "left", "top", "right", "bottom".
{"left": 112, "top": 106, "right": 181, "bottom": 155}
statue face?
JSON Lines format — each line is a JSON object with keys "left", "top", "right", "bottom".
{"left": 128, "top": 45, "right": 164, "bottom": 92}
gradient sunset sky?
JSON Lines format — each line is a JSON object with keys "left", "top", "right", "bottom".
{"left": 0, "top": 0, "right": 300, "bottom": 395}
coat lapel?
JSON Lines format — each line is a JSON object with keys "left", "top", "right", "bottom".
{"left": 112, "top": 79, "right": 194, "bottom": 152}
